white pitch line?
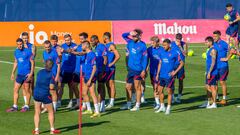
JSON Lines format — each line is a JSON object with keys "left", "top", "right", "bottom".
{"left": 0, "top": 50, "right": 15, "bottom": 51}
{"left": 1, "top": 60, "right": 240, "bottom": 89}
{"left": 0, "top": 60, "right": 43, "bottom": 69}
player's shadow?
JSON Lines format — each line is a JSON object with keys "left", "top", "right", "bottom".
{"left": 172, "top": 105, "right": 201, "bottom": 113}
{"left": 40, "top": 121, "right": 110, "bottom": 134}
{"left": 82, "top": 121, "right": 110, "bottom": 127}
{"left": 225, "top": 97, "right": 240, "bottom": 106}
{"left": 40, "top": 124, "right": 78, "bottom": 134}
{"left": 177, "top": 94, "right": 206, "bottom": 105}
{"left": 139, "top": 92, "right": 194, "bottom": 109}
{"left": 112, "top": 97, "right": 128, "bottom": 106}
{"left": 170, "top": 94, "right": 207, "bottom": 112}
{"left": 171, "top": 96, "right": 240, "bottom": 113}
{"left": 101, "top": 107, "right": 126, "bottom": 116}
{"left": 53, "top": 99, "right": 81, "bottom": 113}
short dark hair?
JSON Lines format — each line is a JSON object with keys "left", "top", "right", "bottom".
{"left": 64, "top": 34, "right": 71, "bottom": 38}
{"left": 205, "top": 36, "right": 214, "bottom": 44}
{"left": 45, "top": 59, "right": 54, "bottom": 70}
{"left": 16, "top": 38, "right": 23, "bottom": 43}
{"left": 103, "top": 32, "right": 111, "bottom": 39}
{"left": 226, "top": 3, "right": 232, "bottom": 7}
{"left": 79, "top": 32, "right": 88, "bottom": 39}
{"left": 21, "top": 32, "right": 28, "bottom": 37}
{"left": 44, "top": 40, "right": 51, "bottom": 45}
{"left": 213, "top": 30, "right": 221, "bottom": 36}
{"left": 176, "top": 33, "right": 183, "bottom": 40}
{"left": 163, "top": 39, "right": 171, "bottom": 44}
{"left": 91, "top": 35, "right": 99, "bottom": 40}
{"left": 150, "top": 36, "right": 160, "bottom": 43}
{"left": 50, "top": 35, "right": 58, "bottom": 41}
{"left": 82, "top": 40, "right": 90, "bottom": 47}
{"left": 134, "top": 29, "right": 143, "bottom": 36}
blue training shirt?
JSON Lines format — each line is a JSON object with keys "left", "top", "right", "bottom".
{"left": 93, "top": 43, "right": 107, "bottom": 73}
{"left": 122, "top": 32, "right": 148, "bottom": 72}
{"left": 105, "top": 42, "right": 115, "bottom": 71}
{"left": 25, "top": 42, "right": 33, "bottom": 51}
{"left": 214, "top": 40, "right": 229, "bottom": 69}
{"left": 43, "top": 49, "right": 60, "bottom": 76}
{"left": 228, "top": 9, "right": 239, "bottom": 26}
{"left": 83, "top": 51, "right": 96, "bottom": 79}
{"left": 74, "top": 45, "right": 86, "bottom": 73}
{"left": 14, "top": 48, "right": 33, "bottom": 75}
{"left": 171, "top": 41, "right": 186, "bottom": 61}
{"left": 206, "top": 47, "right": 218, "bottom": 75}
{"left": 52, "top": 44, "right": 60, "bottom": 52}
{"left": 34, "top": 69, "right": 54, "bottom": 97}
{"left": 61, "top": 42, "right": 77, "bottom": 73}
{"left": 147, "top": 46, "right": 163, "bottom": 76}
{"left": 159, "top": 48, "right": 181, "bottom": 79}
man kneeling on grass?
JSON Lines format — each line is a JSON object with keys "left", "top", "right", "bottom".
{"left": 33, "top": 59, "right": 60, "bottom": 134}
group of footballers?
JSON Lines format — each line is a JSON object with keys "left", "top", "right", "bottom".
{"left": 6, "top": 31, "right": 122, "bottom": 134}
{"left": 4, "top": 2, "right": 240, "bottom": 135}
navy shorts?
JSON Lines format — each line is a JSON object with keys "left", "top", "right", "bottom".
{"left": 96, "top": 71, "right": 107, "bottom": 83}
{"left": 126, "top": 69, "right": 142, "bottom": 84}
{"left": 61, "top": 72, "right": 73, "bottom": 83}
{"left": 84, "top": 77, "right": 97, "bottom": 84}
{"left": 73, "top": 72, "right": 80, "bottom": 83}
{"left": 106, "top": 69, "right": 115, "bottom": 81}
{"left": 176, "top": 67, "right": 185, "bottom": 80}
{"left": 159, "top": 78, "right": 175, "bottom": 90}
{"left": 16, "top": 74, "right": 31, "bottom": 84}
{"left": 226, "top": 25, "right": 238, "bottom": 37}
{"left": 150, "top": 73, "right": 158, "bottom": 85}
{"left": 34, "top": 95, "right": 52, "bottom": 104}
{"left": 206, "top": 74, "right": 218, "bottom": 86}
{"left": 217, "top": 67, "right": 229, "bottom": 81}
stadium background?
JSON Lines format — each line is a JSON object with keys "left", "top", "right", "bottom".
{"left": 0, "top": 0, "right": 240, "bottom": 21}
{"left": 1, "top": 1, "right": 240, "bottom": 135}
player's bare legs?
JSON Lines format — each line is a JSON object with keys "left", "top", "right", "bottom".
{"left": 67, "top": 82, "right": 74, "bottom": 108}
{"left": 106, "top": 80, "right": 116, "bottom": 108}
{"left": 155, "top": 85, "right": 165, "bottom": 113}
{"left": 128, "top": 79, "right": 142, "bottom": 111}
{"left": 89, "top": 83, "right": 100, "bottom": 118}
{"left": 165, "top": 88, "right": 172, "bottom": 115}
{"left": 50, "top": 84, "right": 58, "bottom": 112}
{"left": 120, "top": 83, "right": 132, "bottom": 110}
{"left": 23, "top": 82, "right": 31, "bottom": 106}
{"left": 178, "top": 79, "right": 183, "bottom": 98}
{"left": 13, "top": 82, "right": 22, "bottom": 108}
{"left": 219, "top": 80, "right": 227, "bottom": 105}
{"left": 82, "top": 82, "right": 92, "bottom": 114}
{"left": 153, "top": 83, "right": 160, "bottom": 110}
{"left": 97, "top": 82, "right": 106, "bottom": 112}
{"left": 33, "top": 101, "right": 41, "bottom": 133}
{"left": 141, "top": 80, "right": 147, "bottom": 103}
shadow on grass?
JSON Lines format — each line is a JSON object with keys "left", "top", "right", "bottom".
{"left": 172, "top": 105, "right": 202, "bottom": 113}
{"left": 102, "top": 92, "right": 196, "bottom": 113}
{"left": 101, "top": 108, "right": 123, "bottom": 116}
{"left": 171, "top": 96, "right": 240, "bottom": 113}
{"left": 41, "top": 121, "right": 110, "bottom": 134}
{"left": 224, "top": 98, "right": 240, "bottom": 106}
{"left": 82, "top": 121, "right": 110, "bottom": 127}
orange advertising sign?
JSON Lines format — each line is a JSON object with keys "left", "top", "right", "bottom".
{"left": 0, "top": 21, "right": 112, "bottom": 46}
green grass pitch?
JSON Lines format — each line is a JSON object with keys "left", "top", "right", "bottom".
{"left": 0, "top": 43, "right": 240, "bottom": 135}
